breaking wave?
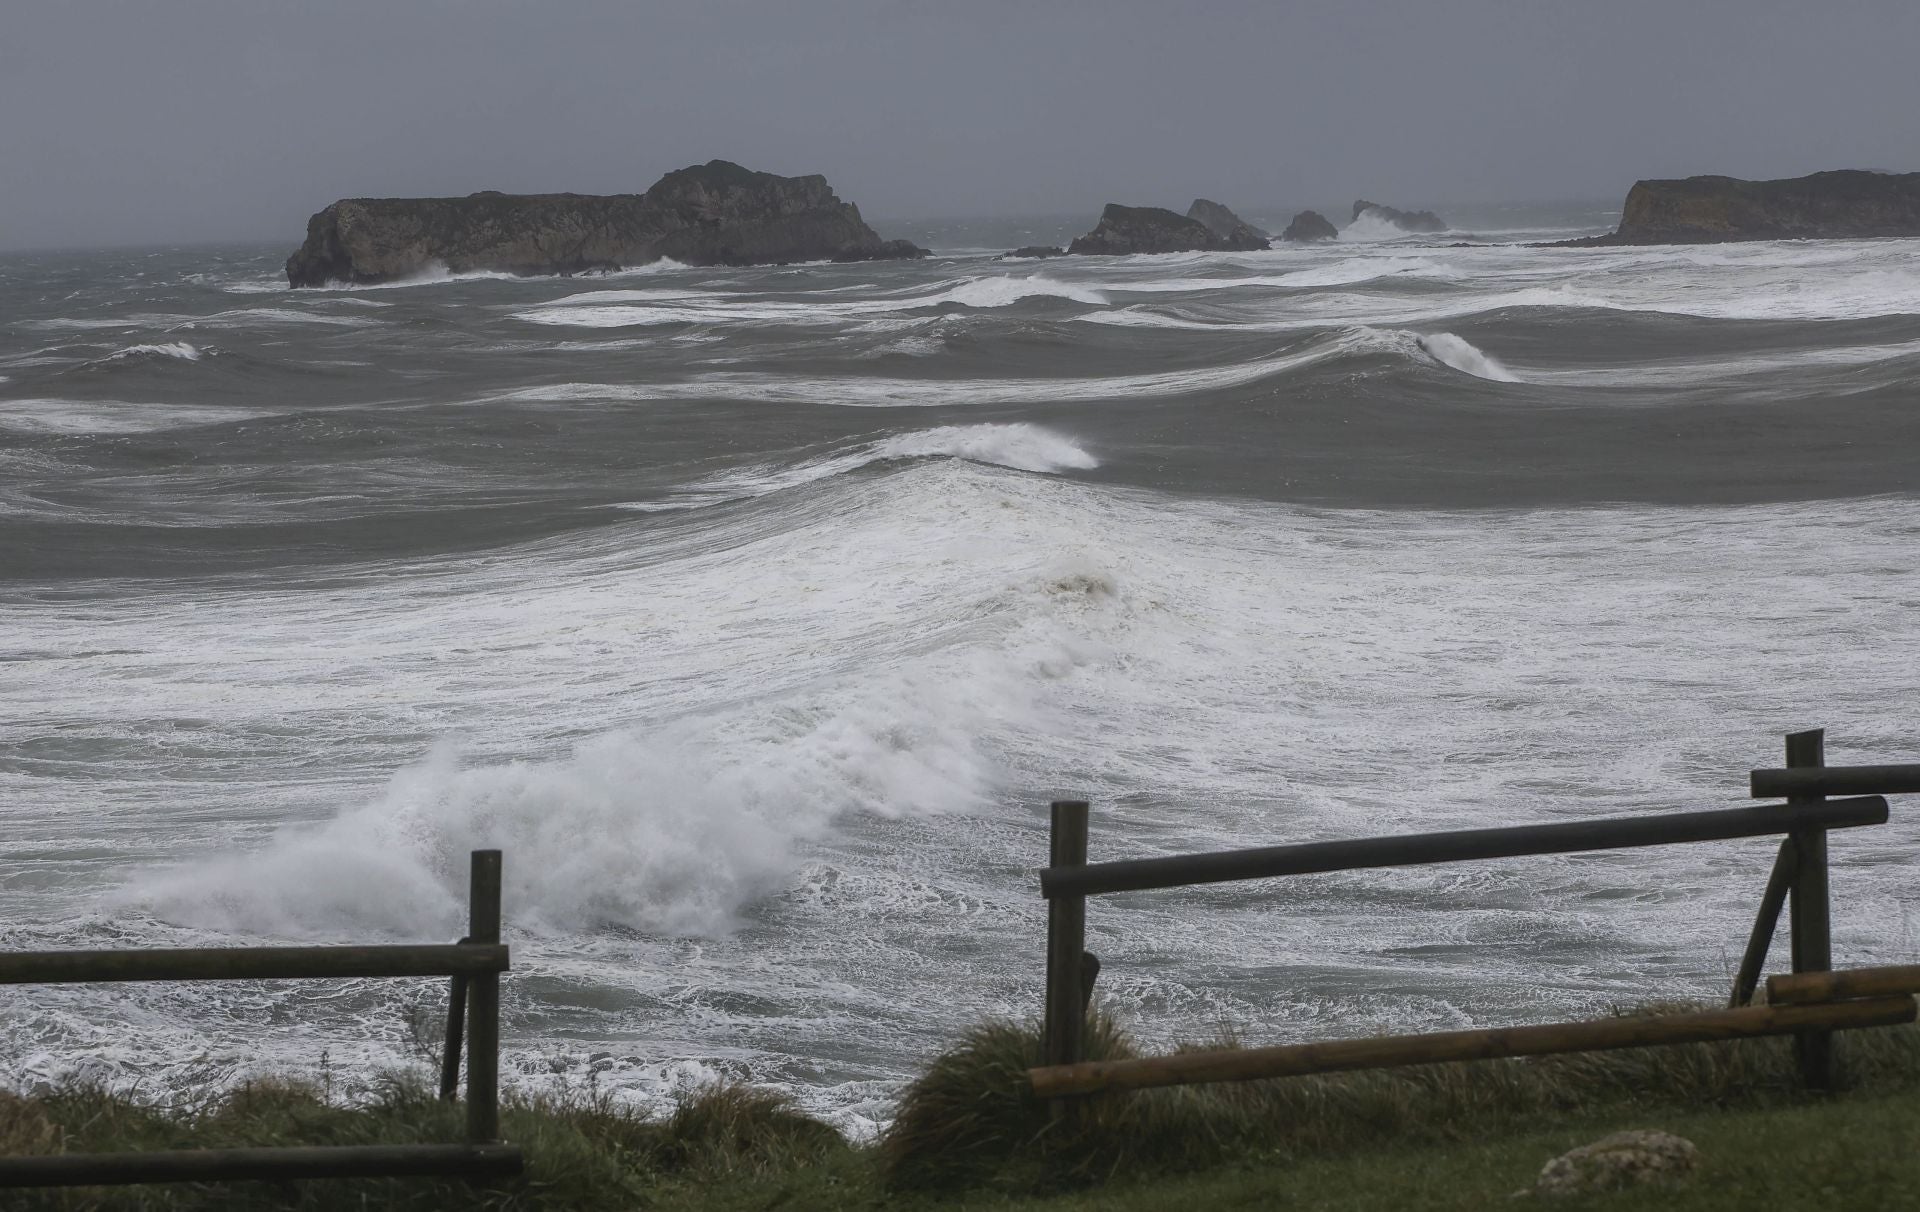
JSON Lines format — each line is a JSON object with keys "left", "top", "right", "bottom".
{"left": 107, "top": 341, "right": 207, "bottom": 362}
{"left": 1417, "top": 332, "right": 1520, "bottom": 381}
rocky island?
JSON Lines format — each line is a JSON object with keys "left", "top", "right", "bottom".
{"left": 1187, "top": 199, "right": 1270, "bottom": 247}
{"left": 1067, "top": 202, "right": 1269, "bottom": 255}
{"left": 1281, "top": 210, "right": 1339, "bottom": 241}
{"left": 1002, "top": 245, "right": 1067, "bottom": 259}
{"left": 285, "top": 160, "right": 928, "bottom": 287}
{"left": 1569, "top": 169, "right": 1920, "bottom": 245}
{"left": 1351, "top": 199, "right": 1448, "bottom": 232}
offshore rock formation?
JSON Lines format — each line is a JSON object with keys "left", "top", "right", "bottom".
{"left": 1068, "top": 203, "right": 1268, "bottom": 255}
{"left": 1001, "top": 245, "right": 1067, "bottom": 259}
{"left": 1571, "top": 169, "right": 1920, "bottom": 245}
{"left": 1281, "top": 210, "right": 1339, "bottom": 241}
{"left": 1351, "top": 198, "right": 1448, "bottom": 233}
{"left": 1186, "top": 199, "right": 1271, "bottom": 246}
{"left": 285, "top": 160, "right": 929, "bottom": 286}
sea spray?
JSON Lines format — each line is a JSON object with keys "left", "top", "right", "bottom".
{"left": 1417, "top": 332, "right": 1521, "bottom": 382}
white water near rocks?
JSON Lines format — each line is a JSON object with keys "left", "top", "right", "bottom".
{"left": 3, "top": 215, "right": 1919, "bottom": 1134}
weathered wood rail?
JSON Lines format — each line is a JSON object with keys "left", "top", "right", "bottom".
{"left": 1032, "top": 729, "right": 1920, "bottom": 1101}
{"left": 0, "top": 850, "right": 518, "bottom": 1189}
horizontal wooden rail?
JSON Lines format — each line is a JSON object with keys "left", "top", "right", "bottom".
{"left": 1040, "top": 797, "right": 1887, "bottom": 899}
{"left": 1767, "top": 964, "right": 1920, "bottom": 1007}
{"left": 1029, "top": 996, "right": 1916, "bottom": 1097}
{"left": 0, "top": 1143, "right": 524, "bottom": 1188}
{"left": 1750, "top": 764, "right": 1920, "bottom": 799}
{"left": 0, "top": 943, "right": 509, "bottom": 986}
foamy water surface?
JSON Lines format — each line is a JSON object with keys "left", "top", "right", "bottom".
{"left": 4, "top": 213, "right": 1919, "bottom": 1131}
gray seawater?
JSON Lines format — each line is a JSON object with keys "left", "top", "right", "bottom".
{"left": 4, "top": 206, "right": 1919, "bottom": 1131}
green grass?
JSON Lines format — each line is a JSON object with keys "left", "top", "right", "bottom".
{"left": 879, "top": 1005, "right": 1920, "bottom": 1193}
{"left": 0, "top": 1076, "right": 848, "bottom": 1210}
{"left": 6, "top": 1006, "right": 1920, "bottom": 1210}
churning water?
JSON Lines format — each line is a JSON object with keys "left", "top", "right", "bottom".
{"left": 4, "top": 207, "right": 1919, "bottom": 1132}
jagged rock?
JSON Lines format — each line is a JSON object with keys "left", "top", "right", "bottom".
{"left": 1567, "top": 168, "right": 1920, "bottom": 245}
{"left": 1186, "top": 199, "right": 1271, "bottom": 246}
{"left": 1067, "top": 203, "right": 1266, "bottom": 255}
{"left": 1281, "top": 210, "right": 1339, "bottom": 241}
{"left": 1001, "top": 245, "right": 1067, "bottom": 259}
{"left": 834, "top": 239, "right": 932, "bottom": 263}
{"left": 1529, "top": 1130, "right": 1699, "bottom": 1197}
{"left": 285, "top": 160, "right": 929, "bottom": 286}
{"left": 1351, "top": 198, "right": 1448, "bottom": 233}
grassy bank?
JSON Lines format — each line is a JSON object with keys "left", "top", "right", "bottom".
{"left": 7, "top": 1006, "right": 1920, "bottom": 1209}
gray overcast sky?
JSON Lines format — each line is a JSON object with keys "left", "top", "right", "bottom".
{"left": 4, "top": 0, "right": 1918, "bottom": 249}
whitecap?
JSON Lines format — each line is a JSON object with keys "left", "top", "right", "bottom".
{"left": 1415, "top": 332, "right": 1520, "bottom": 382}
{"left": 0, "top": 398, "right": 269, "bottom": 434}
{"left": 106, "top": 342, "right": 207, "bottom": 362}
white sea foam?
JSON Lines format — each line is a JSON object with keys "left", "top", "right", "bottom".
{"left": 858, "top": 334, "right": 946, "bottom": 358}
{"left": 225, "top": 259, "right": 694, "bottom": 293}
{"left": 516, "top": 274, "right": 1106, "bottom": 329}
{"left": 621, "top": 423, "right": 1097, "bottom": 510}
{"left": 509, "top": 337, "right": 1357, "bottom": 407}
{"left": 1341, "top": 211, "right": 1445, "bottom": 242}
{"left": 128, "top": 699, "right": 985, "bottom": 937}
{"left": 916, "top": 275, "right": 1106, "bottom": 308}
{"left": 111, "top": 464, "right": 1119, "bottom": 939}
{"left": 14, "top": 227, "right": 1920, "bottom": 1128}
{"left": 10, "top": 458, "right": 1920, "bottom": 1127}
{"left": 173, "top": 307, "right": 379, "bottom": 329}
{"left": 0, "top": 398, "right": 267, "bottom": 434}
{"left": 106, "top": 341, "right": 207, "bottom": 362}
{"left": 875, "top": 424, "right": 1099, "bottom": 471}
{"left": 1415, "top": 332, "right": 1520, "bottom": 381}
{"left": 538, "top": 288, "right": 713, "bottom": 307}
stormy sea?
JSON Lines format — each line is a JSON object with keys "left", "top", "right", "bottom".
{"left": 4, "top": 204, "right": 1919, "bottom": 1134}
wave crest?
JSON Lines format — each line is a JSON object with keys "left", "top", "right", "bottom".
{"left": 1416, "top": 332, "right": 1520, "bottom": 382}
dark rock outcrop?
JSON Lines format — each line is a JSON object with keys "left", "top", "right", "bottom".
{"left": 1281, "top": 210, "right": 1339, "bottom": 241}
{"left": 1567, "top": 169, "right": 1920, "bottom": 245}
{"left": 1001, "top": 245, "right": 1067, "bottom": 259}
{"left": 1186, "top": 199, "right": 1271, "bottom": 247}
{"left": 1067, "top": 203, "right": 1267, "bottom": 255}
{"left": 1351, "top": 199, "right": 1448, "bottom": 233}
{"left": 285, "top": 160, "right": 929, "bottom": 286}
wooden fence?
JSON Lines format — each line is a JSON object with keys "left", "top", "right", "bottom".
{"left": 1031, "top": 728, "right": 1920, "bottom": 1100}
{"left": 0, "top": 850, "right": 519, "bottom": 1189}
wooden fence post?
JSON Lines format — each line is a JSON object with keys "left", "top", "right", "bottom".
{"left": 466, "top": 851, "right": 503, "bottom": 1142}
{"left": 1728, "top": 842, "right": 1796, "bottom": 1008}
{"left": 1784, "top": 729, "right": 1832, "bottom": 1088}
{"left": 1044, "top": 801, "right": 1090, "bottom": 1081}
{"left": 438, "top": 968, "right": 469, "bottom": 1101}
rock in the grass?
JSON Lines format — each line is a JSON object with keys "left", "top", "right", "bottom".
{"left": 1531, "top": 1130, "right": 1699, "bottom": 1197}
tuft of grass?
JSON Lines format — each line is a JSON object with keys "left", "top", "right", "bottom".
{"left": 656, "top": 1082, "right": 847, "bottom": 1175}
{"left": 0, "top": 1073, "right": 847, "bottom": 1211}
{"left": 0, "top": 1089, "right": 64, "bottom": 1157}
{"left": 878, "top": 1002, "right": 1920, "bottom": 1193}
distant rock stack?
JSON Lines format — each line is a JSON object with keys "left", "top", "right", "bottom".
{"left": 1186, "top": 199, "right": 1271, "bottom": 248}
{"left": 1001, "top": 245, "right": 1067, "bottom": 259}
{"left": 1281, "top": 210, "right": 1339, "bottom": 241}
{"left": 1350, "top": 198, "right": 1448, "bottom": 233}
{"left": 1068, "top": 203, "right": 1268, "bottom": 256}
{"left": 1569, "top": 169, "right": 1920, "bottom": 245}
{"left": 285, "top": 160, "right": 930, "bottom": 287}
